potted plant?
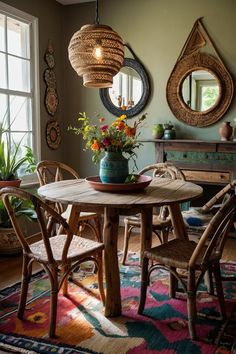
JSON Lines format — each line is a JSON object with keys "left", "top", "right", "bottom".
{"left": 0, "top": 136, "right": 35, "bottom": 187}
{"left": 0, "top": 197, "right": 37, "bottom": 255}
{"left": 0, "top": 116, "right": 37, "bottom": 254}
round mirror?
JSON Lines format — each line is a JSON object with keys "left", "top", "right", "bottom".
{"left": 166, "top": 52, "right": 234, "bottom": 127}
{"left": 181, "top": 70, "right": 220, "bottom": 112}
{"left": 100, "top": 58, "right": 150, "bottom": 118}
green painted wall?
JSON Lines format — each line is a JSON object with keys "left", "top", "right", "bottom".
{"left": 1, "top": 0, "right": 236, "bottom": 178}
{"left": 63, "top": 0, "right": 236, "bottom": 177}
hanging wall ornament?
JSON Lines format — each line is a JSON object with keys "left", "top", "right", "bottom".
{"left": 44, "top": 40, "right": 59, "bottom": 116}
{"left": 166, "top": 18, "right": 234, "bottom": 127}
{"left": 44, "top": 68, "right": 56, "bottom": 89}
{"left": 46, "top": 119, "right": 62, "bottom": 150}
{"left": 45, "top": 88, "right": 59, "bottom": 116}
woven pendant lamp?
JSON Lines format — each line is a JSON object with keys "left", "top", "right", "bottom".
{"left": 68, "top": 0, "right": 124, "bottom": 88}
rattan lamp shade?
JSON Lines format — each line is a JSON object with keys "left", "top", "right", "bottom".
{"left": 68, "top": 24, "right": 124, "bottom": 88}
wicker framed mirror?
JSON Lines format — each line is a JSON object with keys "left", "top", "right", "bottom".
{"left": 99, "top": 57, "right": 150, "bottom": 118}
{"left": 166, "top": 18, "right": 234, "bottom": 127}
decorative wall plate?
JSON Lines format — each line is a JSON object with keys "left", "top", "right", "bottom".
{"left": 44, "top": 68, "right": 56, "bottom": 88}
{"left": 44, "top": 52, "right": 55, "bottom": 68}
{"left": 46, "top": 119, "right": 61, "bottom": 150}
{"left": 45, "top": 88, "right": 58, "bottom": 116}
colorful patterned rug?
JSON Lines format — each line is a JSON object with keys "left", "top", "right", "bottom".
{"left": 0, "top": 253, "right": 236, "bottom": 354}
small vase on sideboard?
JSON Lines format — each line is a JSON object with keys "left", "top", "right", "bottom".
{"left": 219, "top": 121, "right": 232, "bottom": 141}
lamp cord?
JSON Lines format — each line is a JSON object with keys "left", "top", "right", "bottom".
{"left": 95, "top": 0, "right": 99, "bottom": 24}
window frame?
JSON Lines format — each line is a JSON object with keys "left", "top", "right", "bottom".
{"left": 0, "top": 1, "right": 41, "bottom": 167}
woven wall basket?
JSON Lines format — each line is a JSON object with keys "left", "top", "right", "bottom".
{"left": 68, "top": 24, "right": 124, "bottom": 88}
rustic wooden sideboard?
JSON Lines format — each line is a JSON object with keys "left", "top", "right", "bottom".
{"left": 142, "top": 139, "right": 236, "bottom": 185}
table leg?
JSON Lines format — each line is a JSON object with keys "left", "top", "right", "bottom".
{"left": 103, "top": 207, "right": 121, "bottom": 317}
{"left": 169, "top": 203, "right": 188, "bottom": 240}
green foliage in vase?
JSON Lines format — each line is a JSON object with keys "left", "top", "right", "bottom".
{"left": 68, "top": 112, "right": 147, "bottom": 168}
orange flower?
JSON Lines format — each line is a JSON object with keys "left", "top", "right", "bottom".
{"left": 116, "top": 121, "right": 126, "bottom": 131}
{"left": 125, "top": 126, "right": 136, "bottom": 137}
{"left": 91, "top": 139, "right": 100, "bottom": 151}
{"left": 99, "top": 117, "right": 105, "bottom": 123}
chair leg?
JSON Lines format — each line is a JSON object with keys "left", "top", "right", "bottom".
{"left": 161, "top": 226, "right": 170, "bottom": 244}
{"left": 204, "top": 268, "right": 215, "bottom": 295}
{"left": 17, "top": 255, "right": 32, "bottom": 319}
{"left": 97, "top": 252, "right": 106, "bottom": 305}
{"left": 187, "top": 271, "right": 197, "bottom": 340}
{"left": 62, "top": 264, "right": 69, "bottom": 296}
{"left": 121, "top": 224, "right": 134, "bottom": 265}
{"left": 212, "top": 263, "right": 226, "bottom": 319}
{"left": 169, "top": 268, "right": 177, "bottom": 298}
{"left": 138, "top": 256, "right": 149, "bottom": 314}
{"left": 49, "top": 267, "right": 59, "bottom": 338}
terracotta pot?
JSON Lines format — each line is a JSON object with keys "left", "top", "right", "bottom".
{"left": 0, "top": 179, "right": 21, "bottom": 188}
{"left": 219, "top": 122, "right": 232, "bottom": 141}
{"left": 0, "top": 227, "right": 21, "bottom": 255}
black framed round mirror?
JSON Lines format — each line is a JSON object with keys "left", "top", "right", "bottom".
{"left": 99, "top": 58, "right": 150, "bottom": 118}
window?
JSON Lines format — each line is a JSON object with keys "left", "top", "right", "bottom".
{"left": 0, "top": 2, "right": 40, "bottom": 175}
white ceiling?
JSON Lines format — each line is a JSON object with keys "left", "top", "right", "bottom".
{"left": 56, "top": 0, "right": 94, "bottom": 5}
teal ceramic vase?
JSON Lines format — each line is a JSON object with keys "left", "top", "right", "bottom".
{"left": 99, "top": 151, "right": 129, "bottom": 183}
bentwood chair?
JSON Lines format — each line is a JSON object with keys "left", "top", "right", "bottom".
{"left": 0, "top": 187, "right": 105, "bottom": 338}
{"left": 138, "top": 194, "right": 236, "bottom": 340}
{"left": 121, "top": 162, "right": 186, "bottom": 265}
{"left": 182, "top": 180, "right": 236, "bottom": 232}
{"left": 36, "top": 160, "right": 102, "bottom": 241}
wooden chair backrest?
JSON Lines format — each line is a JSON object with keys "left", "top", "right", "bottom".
{"left": 36, "top": 160, "right": 80, "bottom": 186}
{"left": 139, "top": 162, "right": 186, "bottom": 181}
{"left": 36, "top": 160, "right": 80, "bottom": 215}
{"left": 190, "top": 193, "right": 236, "bottom": 268}
{"left": 202, "top": 179, "right": 236, "bottom": 213}
{"left": 139, "top": 163, "right": 185, "bottom": 219}
{"left": 0, "top": 187, "right": 71, "bottom": 264}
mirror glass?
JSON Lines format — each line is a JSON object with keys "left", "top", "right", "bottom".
{"left": 181, "top": 70, "right": 220, "bottom": 112}
{"left": 109, "top": 66, "right": 142, "bottom": 110}
{"left": 99, "top": 58, "right": 150, "bottom": 118}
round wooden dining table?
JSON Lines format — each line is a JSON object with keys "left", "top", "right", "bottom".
{"left": 38, "top": 177, "right": 202, "bottom": 317}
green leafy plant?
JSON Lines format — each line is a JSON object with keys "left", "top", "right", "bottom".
{"left": 0, "top": 109, "right": 36, "bottom": 181}
{"left": 0, "top": 106, "right": 37, "bottom": 229}
{"left": 0, "top": 197, "right": 37, "bottom": 228}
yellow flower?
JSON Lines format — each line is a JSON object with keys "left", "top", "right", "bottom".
{"left": 84, "top": 125, "right": 91, "bottom": 133}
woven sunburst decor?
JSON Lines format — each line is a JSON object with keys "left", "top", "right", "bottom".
{"left": 68, "top": 0, "right": 124, "bottom": 88}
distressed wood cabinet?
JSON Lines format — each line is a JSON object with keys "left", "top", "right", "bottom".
{"left": 143, "top": 139, "right": 236, "bottom": 185}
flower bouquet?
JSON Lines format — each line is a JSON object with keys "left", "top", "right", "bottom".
{"left": 69, "top": 112, "right": 147, "bottom": 183}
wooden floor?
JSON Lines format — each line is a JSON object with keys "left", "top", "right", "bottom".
{"left": 0, "top": 226, "right": 236, "bottom": 290}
